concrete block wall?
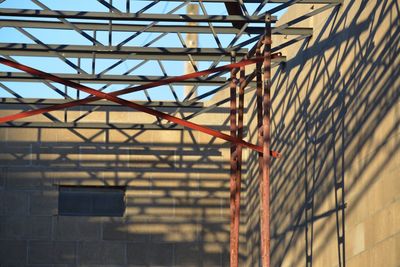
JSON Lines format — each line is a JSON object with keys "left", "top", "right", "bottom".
{"left": 0, "top": 102, "right": 241, "bottom": 266}
{"left": 243, "top": 1, "right": 400, "bottom": 266}
{"left": 1, "top": 1, "right": 399, "bottom": 266}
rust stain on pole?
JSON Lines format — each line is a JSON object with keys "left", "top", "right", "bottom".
{"left": 230, "top": 51, "right": 239, "bottom": 267}
{"left": 232, "top": 58, "right": 246, "bottom": 267}
{"left": 255, "top": 24, "right": 264, "bottom": 266}
{"left": 261, "top": 14, "right": 272, "bottom": 267}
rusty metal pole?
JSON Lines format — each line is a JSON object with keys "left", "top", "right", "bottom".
{"left": 237, "top": 62, "right": 245, "bottom": 175}
{"left": 261, "top": 14, "right": 272, "bottom": 267}
{"left": 255, "top": 19, "right": 264, "bottom": 266}
{"left": 234, "top": 56, "right": 245, "bottom": 265}
{"left": 229, "top": 51, "right": 239, "bottom": 267}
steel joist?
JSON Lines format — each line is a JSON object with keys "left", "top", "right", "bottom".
{"left": 0, "top": 56, "right": 281, "bottom": 157}
{"left": 0, "top": 0, "right": 343, "bottom": 265}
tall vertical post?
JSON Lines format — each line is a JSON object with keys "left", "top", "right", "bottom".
{"left": 230, "top": 55, "right": 245, "bottom": 267}
{"left": 229, "top": 51, "right": 239, "bottom": 267}
{"left": 108, "top": 0, "right": 112, "bottom": 46}
{"left": 255, "top": 23, "right": 264, "bottom": 267}
{"left": 261, "top": 14, "right": 272, "bottom": 267}
{"left": 92, "top": 30, "right": 97, "bottom": 76}
{"left": 235, "top": 57, "right": 245, "bottom": 262}
{"left": 77, "top": 57, "right": 81, "bottom": 99}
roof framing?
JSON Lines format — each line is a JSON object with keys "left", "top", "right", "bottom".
{"left": 0, "top": 97, "right": 203, "bottom": 107}
{"left": 0, "top": 0, "right": 340, "bottom": 119}
{"left": 0, "top": 44, "right": 249, "bottom": 60}
{"left": 0, "top": 1, "right": 343, "bottom": 266}
{"left": 0, "top": 19, "right": 313, "bottom": 35}
{"left": 152, "top": 0, "right": 341, "bottom": 3}
{"left": 0, "top": 8, "right": 278, "bottom": 23}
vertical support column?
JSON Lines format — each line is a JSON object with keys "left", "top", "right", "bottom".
{"left": 108, "top": 0, "right": 113, "bottom": 46}
{"left": 92, "top": 30, "right": 97, "bottom": 75}
{"left": 230, "top": 51, "right": 239, "bottom": 267}
{"left": 235, "top": 56, "right": 245, "bottom": 261}
{"left": 230, "top": 55, "right": 245, "bottom": 267}
{"left": 261, "top": 14, "right": 272, "bottom": 267}
{"left": 64, "top": 85, "right": 68, "bottom": 122}
{"left": 77, "top": 57, "right": 81, "bottom": 99}
{"left": 255, "top": 23, "right": 264, "bottom": 267}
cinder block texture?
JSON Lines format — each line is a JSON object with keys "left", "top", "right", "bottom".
{"left": 0, "top": 1, "right": 398, "bottom": 267}
{"left": 28, "top": 241, "right": 76, "bottom": 264}
{"left": 0, "top": 107, "right": 232, "bottom": 267}
{"left": 0, "top": 240, "right": 27, "bottom": 264}
{"left": 1, "top": 191, "right": 29, "bottom": 215}
{"left": 54, "top": 217, "right": 102, "bottom": 241}
{"left": 243, "top": 1, "right": 400, "bottom": 267}
{"left": 29, "top": 191, "right": 57, "bottom": 215}
{"left": 78, "top": 241, "right": 126, "bottom": 264}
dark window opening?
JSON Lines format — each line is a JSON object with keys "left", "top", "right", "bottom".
{"left": 58, "top": 185, "right": 126, "bottom": 216}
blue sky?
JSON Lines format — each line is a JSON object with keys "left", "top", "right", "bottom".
{"left": 0, "top": 0, "right": 286, "bottom": 101}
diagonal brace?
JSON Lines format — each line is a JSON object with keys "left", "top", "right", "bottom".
{"left": 0, "top": 57, "right": 281, "bottom": 158}
{"left": 0, "top": 53, "right": 282, "bottom": 121}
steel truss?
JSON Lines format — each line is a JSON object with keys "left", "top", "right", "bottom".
{"left": 0, "top": 0, "right": 341, "bottom": 266}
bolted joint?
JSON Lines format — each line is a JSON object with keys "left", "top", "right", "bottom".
{"left": 229, "top": 77, "right": 239, "bottom": 85}
{"left": 263, "top": 80, "right": 271, "bottom": 87}
{"left": 265, "top": 14, "right": 272, "bottom": 22}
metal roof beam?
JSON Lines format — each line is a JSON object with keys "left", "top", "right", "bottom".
{"left": 0, "top": 44, "right": 249, "bottom": 61}
{"left": 0, "top": 19, "right": 312, "bottom": 35}
{"left": 0, "top": 98, "right": 204, "bottom": 108}
{"left": 224, "top": 1, "right": 245, "bottom": 29}
{"left": 0, "top": 72, "right": 229, "bottom": 85}
{"left": 0, "top": 121, "right": 243, "bottom": 131}
{"left": 145, "top": 0, "right": 341, "bottom": 3}
{"left": 0, "top": 8, "right": 278, "bottom": 23}
{"left": 0, "top": 44, "right": 286, "bottom": 62}
{"left": 0, "top": 121, "right": 185, "bottom": 130}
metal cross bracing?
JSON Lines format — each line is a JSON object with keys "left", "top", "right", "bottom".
{"left": 0, "top": 0, "right": 341, "bottom": 266}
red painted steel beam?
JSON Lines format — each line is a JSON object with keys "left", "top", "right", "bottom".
{"left": 261, "top": 15, "right": 272, "bottom": 267}
{"left": 0, "top": 57, "right": 281, "bottom": 157}
{"left": 0, "top": 54, "right": 281, "bottom": 124}
{"left": 229, "top": 52, "right": 239, "bottom": 267}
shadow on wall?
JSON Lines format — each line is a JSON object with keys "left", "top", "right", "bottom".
{"left": 246, "top": 1, "right": 399, "bottom": 266}
{"left": 0, "top": 1, "right": 399, "bottom": 266}
{"left": 0, "top": 110, "right": 242, "bottom": 266}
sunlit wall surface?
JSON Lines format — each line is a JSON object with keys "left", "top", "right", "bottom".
{"left": 0, "top": 0, "right": 398, "bottom": 266}
{"left": 245, "top": 1, "right": 399, "bottom": 266}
